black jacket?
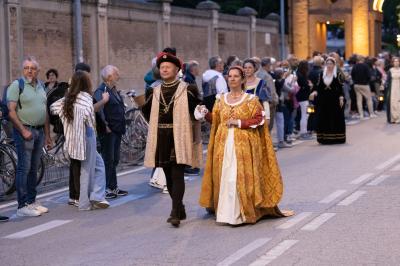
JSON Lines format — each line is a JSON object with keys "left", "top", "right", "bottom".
{"left": 351, "top": 63, "right": 371, "bottom": 85}
{"left": 94, "top": 83, "right": 126, "bottom": 135}
{"left": 296, "top": 72, "right": 311, "bottom": 102}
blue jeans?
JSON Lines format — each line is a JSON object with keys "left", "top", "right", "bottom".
{"left": 13, "top": 127, "right": 44, "bottom": 209}
{"left": 99, "top": 132, "right": 121, "bottom": 190}
{"left": 79, "top": 127, "right": 106, "bottom": 210}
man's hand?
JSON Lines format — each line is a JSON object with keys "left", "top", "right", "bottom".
{"left": 22, "top": 129, "right": 33, "bottom": 141}
{"left": 102, "top": 92, "right": 110, "bottom": 104}
{"left": 106, "top": 126, "right": 112, "bottom": 134}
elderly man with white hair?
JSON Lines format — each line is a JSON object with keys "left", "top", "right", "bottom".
{"left": 94, "top": 65, "right": 128, "bottom": 199}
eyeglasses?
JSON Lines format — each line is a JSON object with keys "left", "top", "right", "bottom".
{"left": 23, "top": 66, "right": 38, "bottom": 71}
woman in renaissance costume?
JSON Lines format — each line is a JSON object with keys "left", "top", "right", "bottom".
{"left": 386, "top": 57, "right": 400, "bottom": 124}
{"left": 196, "top": 66, "right": 293, "bottom": 225}
{"left": 310, "top": 57, "right": 346, "bottom": 145}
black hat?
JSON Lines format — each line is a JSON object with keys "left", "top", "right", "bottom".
{"left": 156, "top": 52, "right": 182, "bottom": 70}
{"left": 75, "top": 62, "right": 91, "bottom": 73}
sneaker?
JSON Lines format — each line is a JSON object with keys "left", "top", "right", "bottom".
{"left": 370, "top": 114, "right": 378, "bottom": 118}
{"left": 17, "top": 205, "right": 41, "bottom": 217}
{"left": 149, "top": 180, "right": 164, "bottom": 189}
{"left": 0, "top": 215, "right": 9, "bottom": 222}
{"left": 68, "top": 199, "right": 79, "bottom": 207}
{"left": 298, "top": 133, "right": 314, "bottom": 140}
{"left": 105, "top": 189, "right": 117, "bottom": 199}
{"left": 31, "top": 202, "right": 49, "bottom": 214}
{"left": 162, "top": 186, "right": 169, "bottom": 194}
{"left": 184, "top": 168, "right": 200, "bottom": 176}
{"left": 361, "top": 116, "right": 370, "bottom": 121}
{"left": 91, "top": 200, "right": 110, "bottom": 209}
{"left": 278, "top": 141, "right": 293, "bottom": 149}
{"left": 113, "top": 188, "right": 128, "bottom": 197}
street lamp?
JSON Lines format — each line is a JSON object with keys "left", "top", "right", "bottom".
{"left": 280, "top": 0, "right": 285, "bottom": 60}
{"left": 397, "top": 34, "right": 400, "bottom": 47}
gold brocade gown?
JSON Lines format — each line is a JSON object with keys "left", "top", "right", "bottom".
{"left": 199, "top": 93, "right": 291, "bottom": 224}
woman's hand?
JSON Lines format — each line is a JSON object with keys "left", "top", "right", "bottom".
{"left": 339, "top": 97, "right": 344, "bottom": 108}
{"left": 226, "top": 119, "right": 239, "bottom": 128}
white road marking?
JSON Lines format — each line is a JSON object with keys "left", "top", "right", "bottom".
{"left": 109, "top": 194, "right": 146, "bottom": 208}
{"left": 277, "top": 212, "right": 313, "bottom": 229}
{"left": 375, "top": 154, "right": 400, "bottom": 170}
{"left": 4, "top": 220, "right": 72, "bottom": 239}
{"left": 249, "top": 240, "right": 299, "bottom": 266}
{"left": 337, "top": 191, "right": 366, "bottom": 206}
{"left": 301, "top": 213, "right": 336, "bottom": 231}
{"left": 217, "top": 238, "right": 271, "bottom": 266}
{"left": 367, "top": 174, "right": 391, "bottom": 186}
{"left": 117, "top": 166, "right": 146, "bottom": 177}
{"left": 319, "top": 190, "right": 347, "bottom": 204}
{"left": 350, "top": 173, "right": 374, "bottom": 185}
{"left": 390, "top": 163, "right": 400, "bottom": 171}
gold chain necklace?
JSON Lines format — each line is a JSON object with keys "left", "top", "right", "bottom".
{"left": 162, "top": 79, "right": 180, "bottom": 88}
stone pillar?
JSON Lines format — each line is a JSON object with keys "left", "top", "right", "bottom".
{"left": 196, "top": 1, "right": 220, "bottom": 58}
{"left": 0, "top": 0, "right": 8, "bottom": 86}
{"left": 160, "top": 0, "right": 172, "bottom": 50}
{"left": 97, "top": 0, "right": 108, "bottom": 69}
{"left": 237, "top": 7, "right": 257, "bottom": 58}
{"left": 352, "top": 0, "right": 369, "bottom": 56}
{"left": 290, "top": 0, "right": 309, "bottom": 59}
{"left": 5, "top": 0, "right": 23, "bottom": 81}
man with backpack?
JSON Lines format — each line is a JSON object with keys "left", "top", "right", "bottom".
{"left": 202, "top": 56, "right": 228, "bottom": 111}
{"left": 6, "top": 56, "right": 51, "bottom": 217}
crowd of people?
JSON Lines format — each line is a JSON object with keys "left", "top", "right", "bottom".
{"left": 0, "top": 47, "right": 399, "bottom": 227}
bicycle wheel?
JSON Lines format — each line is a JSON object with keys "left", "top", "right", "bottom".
{"left": 0, "top": 145, "right": 17, "bottom": 196}
{"left": 36, "top": 156, "right": 45, "bottom": 186}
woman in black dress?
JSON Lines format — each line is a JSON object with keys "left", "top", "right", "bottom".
{"left": 310, "top": 57, "right": 346, "bottom": 144}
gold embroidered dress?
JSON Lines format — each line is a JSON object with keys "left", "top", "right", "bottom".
{"left": 199, "top": 93, "right": 286, "bottom": 224}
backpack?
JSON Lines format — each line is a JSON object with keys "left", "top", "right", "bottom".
{"left": 46, "top": 82, "right": 69, "bottom": 135}
{"left": 202, "top": 75, "right": 219, "bottom": 98}
{"left": 1, "top": 78, "right": 25, "bottom": 121}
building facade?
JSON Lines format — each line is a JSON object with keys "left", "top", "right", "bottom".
{"left": 288, "top": 0, "right": 384, "bottom": 59}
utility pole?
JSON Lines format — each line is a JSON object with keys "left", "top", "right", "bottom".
{"left": 280, "top": 0, "right": 286, "bottom": 60}
{"left": 73, "top": 0, "right": 84, "bottom": 64}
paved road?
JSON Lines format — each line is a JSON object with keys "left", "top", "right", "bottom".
{"left": 1, "top": 113, "right": 400, "bottom": 266}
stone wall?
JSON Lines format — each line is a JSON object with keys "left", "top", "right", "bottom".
{"left": 0, "top": 0, "right": 282, "bottom": 94}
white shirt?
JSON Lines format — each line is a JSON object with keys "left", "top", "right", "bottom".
{"left": 202, "top": 69, "right": 228, "bottom": 94}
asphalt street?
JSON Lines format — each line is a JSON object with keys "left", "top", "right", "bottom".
{"left": 1, "top": 113, "right": 400, "bottom": 266}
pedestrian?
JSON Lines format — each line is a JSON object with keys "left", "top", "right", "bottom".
{"left": 202, "top": 56, "right": 228, "bottom": 112}
{"left": 45, "top": 68, "right": 69, "bottom": 135}
{"left": 94, "top": 65, "right": 129, "bottom": 199}
{"left": 197, "top": 66, "right": 293, "bottom": 225}
{"left": 257, "top": 57, "right": 279, "bottom": 131}
{"left": 351, "top": 56, "right": 376, "bottom": 120}
{"left": 65, "top": 62, "right": 92, "bottom": 207}
{"left": 7, "top": 56, "right": 52, "bottom": 217}
{"left": 296, "top": 60, "right": 313, "bottom": 140}
{"left": 243, "top": 58, "right": 272, "bottom": 126}
{"left": 310, "top": 57, "right": 346, "bottom": 144}
{"left": 385, "top": 57, "right": 400, "bottom": 123}
{"left": 142, "top": 52, "right": 202, "bottom": 227}
{"left": 183, "top": 60, "right": 202, "bottom": 176}
{"left": 51, "top": 70, "right": 110, "bottom": 210}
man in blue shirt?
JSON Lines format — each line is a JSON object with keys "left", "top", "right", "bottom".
{"left": 94, "top": 65, "right": 128, "bottom": 199}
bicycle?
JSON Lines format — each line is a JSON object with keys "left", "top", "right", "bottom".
{"left": 120, "top": 90, "right": 148, "bottom": 165}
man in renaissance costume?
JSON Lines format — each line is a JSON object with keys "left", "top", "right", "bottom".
{"left": 142, "top": 52, "right": 202, "bottom": 227}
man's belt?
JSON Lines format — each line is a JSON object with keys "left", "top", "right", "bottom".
{"left": 158, "top": 123, "right": 173, "bottom": 129}
{"left": 23, "top": 124, "right": 44, "bottom": 130}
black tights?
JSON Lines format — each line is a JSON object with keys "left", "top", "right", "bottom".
{"left": 162, "top": 164, "right": 185, "bottom": 212}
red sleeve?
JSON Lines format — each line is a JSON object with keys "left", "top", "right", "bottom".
{"left": 239, "top": 107, "right": 263, "bottom": 129}
{"left": 205, "top": 112, "right": 212, "bottom": 123}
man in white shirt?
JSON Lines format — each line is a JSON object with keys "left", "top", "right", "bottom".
{"left": 202, "top": 56, "right": 228, "bottom": 111}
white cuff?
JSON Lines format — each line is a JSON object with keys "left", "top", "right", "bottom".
{"left": 194, "top": 106, "right": 205, "bottom": 121}
{"left": 263, "top": 101, "right": 271, "bottom": 120}
{"left": 237, "top": 120, "right": 241, "bottom": 128}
